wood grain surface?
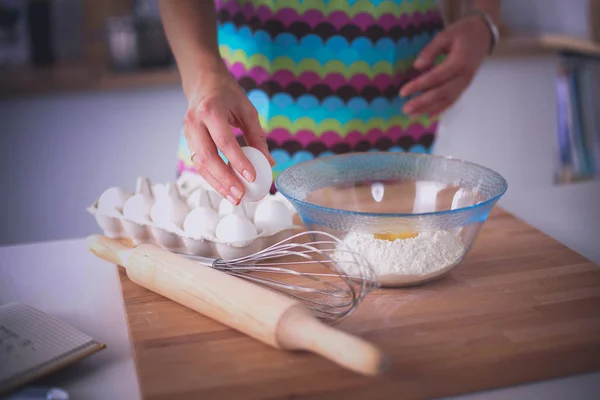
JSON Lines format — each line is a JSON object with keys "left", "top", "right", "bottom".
{"left": 118, "top": 207, "right": 600, "bottom": 399}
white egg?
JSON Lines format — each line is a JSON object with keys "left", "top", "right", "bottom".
{"left": 186, "top": 188, "right": 211, "bottom": 209}
{"left": 231, "top": 146, "right": 272, "bottom": 202}
{"left": 183, "top": 206, "right": 220, "bottom": 239}
{"left": 152, "top": 183, "right": 167, "bottom": 197}
{"left": 123, "top": 195, "right": 154, "bottom": 222}
{"left": 242, "top": 200, "right": 259, "bottom": 219}
{"left": 218, "top": 197, "right": 247, "bottom": 217}
{"left": 272, "top": 191, "right": 296, "bottom": 213}
{"left": 253, "top": 200, "right": 293, "bottom": 233}
{"left": 206, "top": 190, "right": 222, "bottom": 210}
{"left": 123, "top": 177, "right": 155, "bottom": 222}
{"left": 98, "top": 187, "right": 132, "bottom": 216}
{"left": 177, "top": 171, "right": 206, "bottom": 197}
{"left": 215, "top": 214, "right": 257, "bottom": 243}
{"left": 150, "top": 183, "right": 190, "bottom": 230}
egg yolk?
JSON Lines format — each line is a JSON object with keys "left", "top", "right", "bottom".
{"left": 373, "top": 232, "right": 419, "bottom": 241}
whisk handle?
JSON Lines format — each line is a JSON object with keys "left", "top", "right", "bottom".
{"left": 276, "top": 306, "right": 388, "bottom": 376}
{"left": 182, "top": 254, "right": 219, "bottom": 267}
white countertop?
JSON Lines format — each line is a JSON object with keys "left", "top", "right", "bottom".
{"left": 0, "top": 239, "right": 140, "bottom": 400}
{"left": 1, "top": 239, "right": 599, "bottom": 400}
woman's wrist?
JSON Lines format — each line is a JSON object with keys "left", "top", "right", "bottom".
{"left": 471, "top": 0, "right": 501, "bottom": 25}
{"left": 458, "top": 0, "right": 501, "bottom": 55}
{"left": 459, "top": 10, "right": 499, "bottom": 54}
{"left": 180, "top": 51, "right": 228, "bottom": 100}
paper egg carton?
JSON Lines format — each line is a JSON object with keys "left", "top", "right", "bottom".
{"left": 87, "top": 172, "right": 300, "bottom": 260}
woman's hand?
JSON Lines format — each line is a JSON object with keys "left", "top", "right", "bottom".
{"left": 184, "top": 67, "right": 275, "bottom": 206}
{"left": 159, "top": 1, "right": 275, "bottom": 204}
{"left": 400, "top": 15, "right": 493, "bottom": 117}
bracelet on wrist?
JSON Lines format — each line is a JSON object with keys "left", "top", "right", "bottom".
{"left": 460, "top": 9, "right": 500, "bottom": 55}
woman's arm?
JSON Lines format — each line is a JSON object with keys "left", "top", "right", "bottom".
{"left": 158, "top": 0, "right": 273, "bottom": 205}
{"left": 472, "top": 0, "right": 501, "bottom": 25}
{"left": 158, "top": 0, "right": 224, "bottom": 98}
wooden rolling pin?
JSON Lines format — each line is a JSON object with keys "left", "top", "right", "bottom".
{"left": 87, "top": 235, "right": 387, "bottom": 376}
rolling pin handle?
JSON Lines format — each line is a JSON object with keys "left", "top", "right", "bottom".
{"left": 276, "top": 305, "right": 389, "bottom": 376}
{"left": 86, "top": 235, "right": 132, "bottom": 267}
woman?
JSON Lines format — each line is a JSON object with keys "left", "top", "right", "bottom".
{"left": 159, "top": 0, "right": 500, "bottom": 206}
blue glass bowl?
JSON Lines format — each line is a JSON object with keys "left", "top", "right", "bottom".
{"left": 275, "top": 152, "right": 508, "bottom": 287}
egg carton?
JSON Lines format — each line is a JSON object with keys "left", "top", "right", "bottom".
{"left": 87, "top": 173, "right": 300, "bottom": 260}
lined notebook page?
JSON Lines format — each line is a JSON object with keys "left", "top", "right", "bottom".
{"left": 0, "top": 302, "right": 105, "bottom": 394}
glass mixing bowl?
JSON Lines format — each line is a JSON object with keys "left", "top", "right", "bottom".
{"left": 275, "top": 152, "right": 508, "bottom": 287}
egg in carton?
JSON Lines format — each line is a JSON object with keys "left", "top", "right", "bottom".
{"left": 87, "top": 176, "right": 299, "bottom": 260}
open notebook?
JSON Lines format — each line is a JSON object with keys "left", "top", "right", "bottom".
{"left": 0, "top": 302, "right": 106, "bottom": 395}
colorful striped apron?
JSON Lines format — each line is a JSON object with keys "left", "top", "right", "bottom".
{"left": 177, "top": 0, "right": 445, "bottom": 186}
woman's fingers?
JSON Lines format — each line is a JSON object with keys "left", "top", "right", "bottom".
{"left": 426, "top": 77, "right": 471, "bottom": 116}
{"left": 183, "top": 77, "right": 274, "bottom": 204}
{"left": 418, "top": 96, "right": 454, "bottom": 118}
{"left": 403, "top": 76, "right": 466, "bottom": 116}
{"left": 413, "top": 31, "right": 451, "bottom": 70}
{"left": 237, "top": 104, "right": 276, "bottom": 166}
{"left": 195, "top": 167, "right": 238, "bottom": 206}
{"left": 184, "top": 116, "right": 244, "bottom": 205}
{"left": 202, "top": 106, "right": 257, "bottom": 184}
{"left": 400, "top": 53, "right": 461, "bottom": 98}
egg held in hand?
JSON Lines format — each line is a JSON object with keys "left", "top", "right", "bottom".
{"left": 253, "top": 200, "right": 293, "bottom": 233}
{"left": 215, "top": 214, "right": 258, "bottom": 244}
{"left": 231, "top": 146, "right": 272, "bottom": 202}
{"left": 183, "top": 206, "right": 220, "bottom": 239}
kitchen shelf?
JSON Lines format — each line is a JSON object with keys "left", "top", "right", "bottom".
{"left": 1, "top": 35, "right": 599, "bottom": 100}
{"left": 0, "top": 63, "right": 181, "bottom": 100}
{"left": 494, "top": 34, "right": 600, "bottom": 57}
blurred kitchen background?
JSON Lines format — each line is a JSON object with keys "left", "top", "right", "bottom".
{"left": 0, "top": 0, "right": 599, "bottom": 263}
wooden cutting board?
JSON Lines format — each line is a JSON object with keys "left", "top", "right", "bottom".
{"left": 118, "top": 207, "right": 600, "bottom": 400}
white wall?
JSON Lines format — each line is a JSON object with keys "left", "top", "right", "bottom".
{"left": 435, "top": 55, "right": 600, "bottom": 264}
{"left": 500, "top": 0, "right": 592, "bottom": 39}
{"left": 0, "top": 86, "right": 187, "bottom": 245}
{"left": 1, "top": 56, "right": 599, "bottom": 264}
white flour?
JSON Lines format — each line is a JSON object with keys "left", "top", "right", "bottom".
{"left": 335, "top": 230, "right": 465, "bottom": 277}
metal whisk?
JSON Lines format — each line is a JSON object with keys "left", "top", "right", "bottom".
{"left": 179, "top": 231, "right": 378, "bottom": 324}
